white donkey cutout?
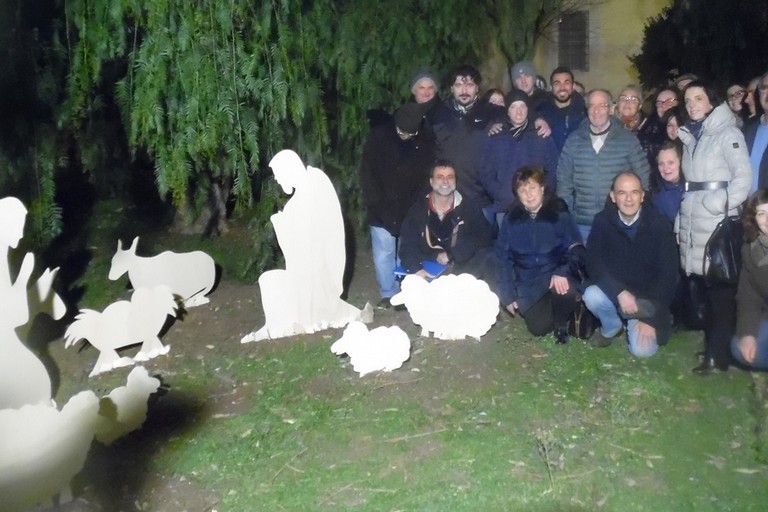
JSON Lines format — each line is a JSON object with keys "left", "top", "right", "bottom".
{"left": 109, "top": 236, "right": 216, "bottom": 308}
{"left": 64, "top": 285, "right": 177, "bottom": 377}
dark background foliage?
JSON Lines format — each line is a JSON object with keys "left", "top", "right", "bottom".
{"left": 631, "top": 0, "right": 768, "bottom": 89}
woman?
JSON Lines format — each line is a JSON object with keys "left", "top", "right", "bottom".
{"left": 480, "top": 90, "right": 558, "bottom": 225}
{"left": 483, "top": 88, "right": 506, "bottom": 108}
{"left": 495, "top": 166, "right": 583, "bottom": 344}
{"left": 661, "top": 107, "right": 683, "bottom": 141}
{"left": 726, "top": 83, "right": 748, "bottom": 128}
{"left": 651, "top": 141, "right": 690, "bottom": 329}
{"left": 651, "top": 140, "right": 685, "bottom": 224}
{"left": 731, "top": 190, "right": 768, "bottom": 370}
{"left": 638, "top": 85, "right": 681, "bottom": 166}
{"left": 677, "top": 81, "right": 752, "bottom": 373}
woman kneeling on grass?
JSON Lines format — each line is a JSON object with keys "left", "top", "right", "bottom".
{"left": 731, "top": 189, "right": 768, "bottom": 370}
{"left": 495, "top": 165, "right": 584, "bottom": 344}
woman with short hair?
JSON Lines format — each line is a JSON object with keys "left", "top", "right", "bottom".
{"left": 495, "top": 166, "right": 583, "bottom": 344}
{"left": 731, "top": 189, "right": 768, "bottom": 370}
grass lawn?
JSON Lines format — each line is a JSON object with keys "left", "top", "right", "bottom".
{"left": 40, "top": 200, "right": 768, "bottom": 511}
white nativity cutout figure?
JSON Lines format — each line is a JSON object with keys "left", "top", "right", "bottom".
{"left": 64, "top": 285, "right": 177, "bottom": 377}
{"left": 0, "top": 366, "right": 160, "bottom": 512}
{"left": 241, "top": 149, "right": 361, "bottom": 343}
{"left": 331, "top": 321, "right": 411, "bottom": 377}
{"left": 109, "top": 236, "right": 217, "bottom": 308}
{"left": 0, "top": 197, "right": 66, "bottom": 409}
{"left": 390, "top": 274, "right": 499, "bottom": 340}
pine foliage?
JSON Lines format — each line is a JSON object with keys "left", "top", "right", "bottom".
{"left": 631, "top": 0, "right": 768, "bottom": 88}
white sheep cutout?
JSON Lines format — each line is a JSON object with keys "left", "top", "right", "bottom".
{"left": 0, "top": 366, "right": 161, "bottom": 511}
{"left": 390, "top": 274, "right": 499, "bottom": 340}
{"left": 109, "top": 236, "right": 216, "bottom": 308}
{"left": 331, "top": 321, "right": 411, "bottom": 377}
{"left": 64, "top": 285, "right": 177, "bottom": 377}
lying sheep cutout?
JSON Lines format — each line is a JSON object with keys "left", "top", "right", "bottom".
{"left": 390, "top": 274, "right": 499, "bottom": 340}
{"left": 331, "top": 321, "right": 411, "bottom": 377}
{"left": 109, "top": 236, "right": 217, "bottom": 308}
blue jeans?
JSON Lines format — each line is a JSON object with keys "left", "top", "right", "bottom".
{"left": 577, "top": 224, "right": 591, "bottom": 244}
{"left": 370, "top": 225, "right": 400, "bottom": 298}
{"left": 583, "top": 285, "right": 658, "bottom": 358}
{"left": 730, "top": 321, "right": 768, "bottom": 370}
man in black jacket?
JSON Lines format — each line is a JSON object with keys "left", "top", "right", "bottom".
{"left": 583, "top": 172, "right": 678, "bottom": 355}
{"left": 399, "top": 161, "right": 494, "bottom": 283}
{"left": 430, "top": 65, "right": 498, "bottom": 213}
{"left": 359, "top": 102, "right": 436, "bottom": 307}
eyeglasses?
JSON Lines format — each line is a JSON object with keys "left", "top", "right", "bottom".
{"left": 587, "top": 103, "right": 610, "bottom": 111}
{"left": 654, "top": 97, "right": 677, "bottom": 107}
{"left": 727, "top": 90, "right": 746, "bottom": 101}
{"left": 395, "top": 126, "right": 417, "bottom": 139}
{"left": 618, "top": 95, "right": 640, "bottom": 103}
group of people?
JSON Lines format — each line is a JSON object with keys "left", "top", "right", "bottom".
{"left": 358, "top": 61, "right": 768, "bottom": 375}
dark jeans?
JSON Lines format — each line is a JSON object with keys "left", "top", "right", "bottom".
{"left": 520, "top": 287, "right": 580, "bottom": 336}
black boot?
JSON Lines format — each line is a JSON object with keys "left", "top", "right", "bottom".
{"left": 554, "top": 328, "right": 569, "bottom": 345}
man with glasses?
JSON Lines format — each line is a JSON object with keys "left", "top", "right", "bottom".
{"left": 556, "top": 89, "right": 650, "bottom": 241}
{"left": 744, "top": 71, "right": 768, "bottom": 193}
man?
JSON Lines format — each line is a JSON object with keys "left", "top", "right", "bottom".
{"left": 430, "top": 65, "right": 499, "bottom": 212}
{"left": 359, "top": 102, "right": 436, "bottom": 307}
{"left": 537, "top": 66, "right": 587, "bottom": 153}
{"left": 743, "top": 70, "right": 768, "bottom": 193}
{"left": 510, "top": 60, "right": 549, "bottom": 113}
{"left": 556, "top": 88, "right": 651, "bottom": 241}
{"left": 399, "top": 160, "right": 494, "bottom": 282}
{"left": 583, "top": 172, "right": 678, "bottom": 356}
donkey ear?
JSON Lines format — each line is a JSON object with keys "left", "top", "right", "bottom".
{"left": 117, "top": 238, "right": 123, "bottom": 251}
{"left": 130, "top": 236, "right": 139, "bottom": 251}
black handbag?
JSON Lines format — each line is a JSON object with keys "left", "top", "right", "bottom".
{"left": 568, "top": 296, "right": 598, "bottom": 339}
{"left": 703, "top": 194, "right": 743, "bottom": 285}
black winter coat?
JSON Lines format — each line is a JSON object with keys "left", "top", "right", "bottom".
{"left": 586, "top": 204, "right": 679, "bottom": 344}
{"left": 358, "top": 119, "right": 436, "bottom": 236}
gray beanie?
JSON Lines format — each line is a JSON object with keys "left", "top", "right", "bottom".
{"left": 511, "top": 61, "right": 536, "bottom": 78}
{"left": 409, "top": 71, "right": 438, "bottom": 92}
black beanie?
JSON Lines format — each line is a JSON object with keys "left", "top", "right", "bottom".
{"left": 504, "top": 89, "right": 530, "bottom": 110}
{"left": 394, "top": 103, "right": 426, "bottom": 134}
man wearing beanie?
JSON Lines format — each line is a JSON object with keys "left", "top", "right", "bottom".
{"left": 510, "top": 60, "right": 550, "bottom": 113}
{"left": 359, "top": 102, "right": 436, "bottom": 308}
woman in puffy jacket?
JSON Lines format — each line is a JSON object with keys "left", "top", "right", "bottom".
{"left": 677, "top": 81, "right": 752, "bottom": 373}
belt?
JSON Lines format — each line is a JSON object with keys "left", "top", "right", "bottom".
{"left": 685, "top": 181, "right": 728, "bottom": 192}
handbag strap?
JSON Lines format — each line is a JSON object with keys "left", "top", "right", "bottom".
{"left": 702, "top": 183, "right": 731, "bottom": 276}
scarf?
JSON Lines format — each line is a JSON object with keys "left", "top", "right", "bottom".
{"left": 686, "top": 118, "right": 705, "bottom": 141}
{"left": 754, "top": 233, "right": 768, "bottom": 267}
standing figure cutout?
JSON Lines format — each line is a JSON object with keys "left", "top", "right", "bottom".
{"left": 242, "top": 150, "right": 360, "bottom": 342}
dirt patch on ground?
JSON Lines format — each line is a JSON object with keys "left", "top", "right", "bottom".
{"left": 30, "top": 243, "right": 531, "bottom": 511}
